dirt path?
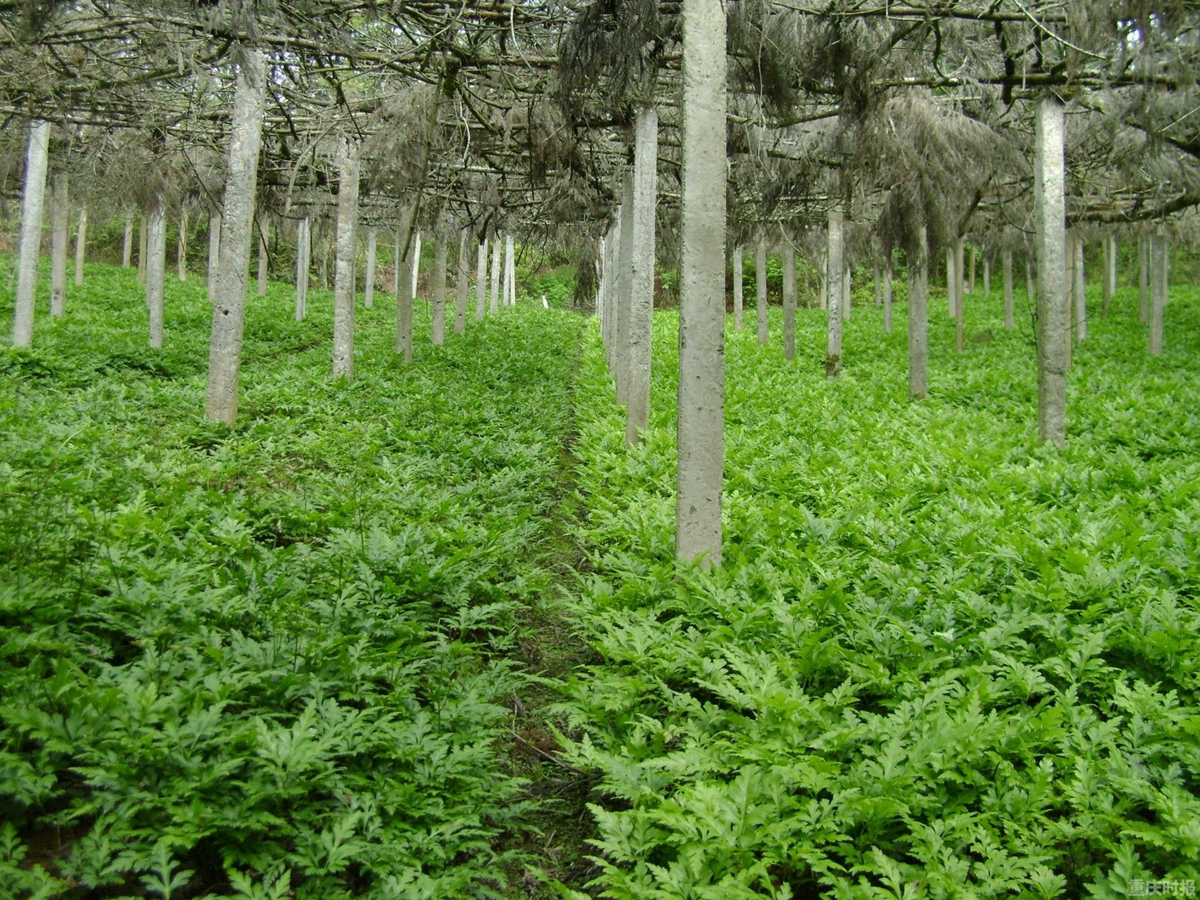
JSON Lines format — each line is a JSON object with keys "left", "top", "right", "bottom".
{"left": 503, "top": 315, "right": 599, "bottom": 898}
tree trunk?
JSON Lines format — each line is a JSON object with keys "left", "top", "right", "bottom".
{"left": 205, "top": 48, "right": 267, "bottom": 424}
{"left": 295, "top": 216, "right": 309, "bottom": 321}
{"left": 331, "top": 137, "right": 360, "bottom": 380}
{"left": 732, "top": 246, "right": 743, "bottom": 329}
{"left": 431, "top": 232, "right": 448, "bottom": 345}
{"left": 207, "top": 211, "right": 222, "bottom": 304}
{"left": 257, "top": 216, "right": 269, "bottom": 296}
{"left": 883, "top": 256, "right": 893, "bottom": 334}
{"left": 122, "top": 214, "right": 133, "bottom": 267}
{"left": 755, "top": 237, "right": 768, "bottom": 345}
{"left": 826, "top": 208, "right": 844, "bottom": 377}
{"left": 50, "top": 172, "right": 69, "bottom": 318}
{"left": 1149, "top": 232, "right": 1167, "bottom": 354}
{"left": 176, "top": 205, "right": 187, "bottom": 281}
{"left": 954, "top": 237, "right": 965, "bottom": 354}
{"left": 12, "top": 118, "right": 49, "bottom": 348}
{"left": 626, "top": 105, "right": 658, "bottom": 446}
{"left": 1026, "top": 256, "right": 1035, "bottom": 306}
{"left": 363, "top": 227, "right": 377, "bottom": 309}
{"left": 968, "top": 244, "right": 976, "bottom": 293}
{"left": 73, "top": 206, "right": 87, "bottom": 286}
{"left": 138, "top": 215, "right": 148, "bottom": 285}
{"left": 873, "top": 254, "right": 881, "bottom": 306}
{"left": 983, "top": 254, "right": 990, "bottom": 295}
{"left": 475, "top": 235, "right": 487, "bottom": 320}
{"left": 1034, "top": 95, "right": 1068, "bottom": 446}
{"left": 782, "top": 238, "right": 796, "bottom": 360}
{"left": 455, "top": 229, "right": 469, "bottom": 333}
{"left": 908, "top": 226, "right": 928, "bottom": 399}
{"left": 675, "top": 0, "right": 726, "bottom": 568}
{"left": 489, "top": 235, "right": 501, "bottom": 313}
{"left": 146, "top": 197, "right": 166, "bottom": 349}
{"left": 1002, "top": 248, "right": 1014, "bottom": 330}
{"left": 396, "top": 208, "right": 416, "bottom": 362}
{"left": 1139, "top": 235, "right": 1149, "bottom": 323}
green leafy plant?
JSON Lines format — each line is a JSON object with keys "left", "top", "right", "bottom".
{"left": 559, "top": 280, "right": 1200, "bottom": 898}
{"left": 0, "top": 257, "right": 583, "bottom": 898}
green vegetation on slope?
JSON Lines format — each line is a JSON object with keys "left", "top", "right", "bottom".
{"left": 0, "top": 260, "right": 583, "bottom": 899}
{"left": 558, "top": 286, "right": 1200, "bottom": 898}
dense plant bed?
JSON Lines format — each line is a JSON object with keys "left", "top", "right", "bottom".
{"left": 559, "top": 286, "right": 1200, "bottom": 899}
{"left": 1, "top": 261, "right": 583, "bottom": 899}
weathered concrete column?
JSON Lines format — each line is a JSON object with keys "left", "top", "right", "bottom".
{"left": 73, "top": 206, "right": 87, "bottom": 286}
{"left": 842, "top": 262, "right": 851, "bottom": 322}
{"left": 782, "top": 237, "right": 796, "bottom": 360}
{"left": 455, "top": 229, "right": 470, "bottom": 333}
{"left": 12, "top": 118, "right": 50, "bottom": 348}
{"left": 1139, "top": 235, "right": 1149, "bottom": 323}
{"left": 883, "top": 256, "right": 893, "bottom": 334}
{"left": 475, "top": 235, "right": 488, "bottom": 320}
{"left": 257, "top": 216, "right": 269, "bottom": 296}
{"left": 295, "top": 216, "right": 309, "bottom": 321}
{"left": 732, "top": 246, "right": 744, "bottom": 329}
{"left": 208, "top": 210, "right": 222, "bottom": 304}
{"left": 954, "top": 237, "right": 965, "bottom": 353}
{"left": 625, "top": 105, "right": 658, "bottom": 446}
{"left": 615, "top": 171, "right": 635, "bottom": 403}
{"left": 942, "top": 247, "right": 949, "bottom": 315}
{"left": 755, "top": 237, "right": 768, "bottom": 345}
{"left": 363, "top": 227, "right": 377, "bottom": 308}
{"left": 176, "top": 205, "right": 188, "bottom": 281}
{"left": 908, "top": 226, "right": 928, "bottom": 399}
{"left": 817, "top": 254, "right": 825, "bottom": 311}
{"left": 1034, "top": 94, "right": 1068, "bottom": 446}
{"left": 826, "top": 208, "right": 844, "bottom": 377}
{"left": 1065, "top": 232, "right": 1075, "bottom": 369}
{"left": 205, "top": 48, "right": 267, "bottom": 425}
{"left": 138, "top": 215, "right": 148, "bottom": 285}
{"left": 395, "top": 212, "right": 416, "bottom": 361}
{"left": 1149, "top": 231, "right": 1167, "bottom": 355}
{"left": 411, "top": 231, "right": 421, "bottom": 300}
{"left": 146, "top": 197, "right": 167, "bottom": 349}
{"left": 1002, "top": 248, "right": 1014, "bottom": 330}
{"left": 432, "top": 231, "right": 448, "bottom": 345}
{"left": 1073, "top": 234, "right": 1086, "bottom": 342}
{"left": 122, "top": 214, "right": 134, "bottom": 267}
{"left": 675, "top": 0, "right": 726, "bottom": 567}
{"left": 331, "top": 135, "right": 360, "bottom": 380}
{"left": 50, "top": 173, "right": 69, "bottom": 318}
{"left": 504, "top": 233, "right": 516, "bottom": 306}
{"left": 604, "top": 218, "right": 617, "bottom": 370}
{"left": 489, "top": 235, "right": 501, "bottom": 313}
